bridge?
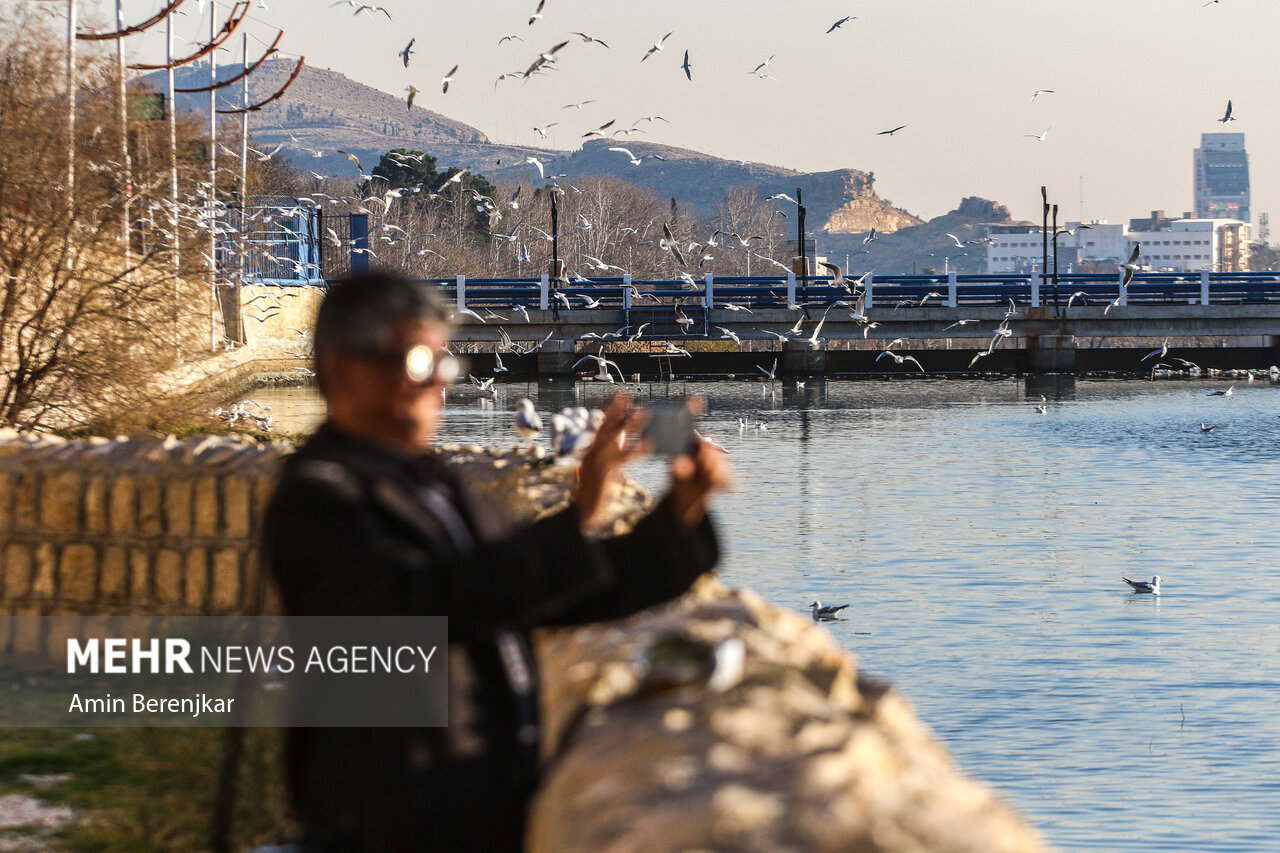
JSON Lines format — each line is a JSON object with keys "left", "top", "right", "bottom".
{"left": 392, "top": 270, "right": 1280, "bottom": 376}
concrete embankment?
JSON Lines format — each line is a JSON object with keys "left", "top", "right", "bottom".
{"left": 0, "top": 429, "right": 1050, "bottom": 851}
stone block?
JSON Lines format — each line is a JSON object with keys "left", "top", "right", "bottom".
{"left": 40, "top": 471, "right": 81, "bottom": 532}
{"left": 164, "top": 477, "right": 194, "bottom": 535}
{"left": 58, "top": 544, "right": 98, "bottom": 602}
{"left": 3, "top": 544, "right": 33, "bottom": 598}
{"left": 84, "top": 475, "right": 107, "bottom": 533}
{"left": 101, "top": 546, "right": 128, "bottom": 602}
{"left": 32, "top": 544, "right": 57, "bottom": 599}
{"left": 0, "top": 472, "right": 12, "bottom": 530}
{"left": 13, "top": 472, "right": 38, "bottom": 530}
{"left": 185, "top": 549, "right": 208, "bottom": 610}
{"left": 194, "top": 476, "right": 220, "bottom": 537}
{"left": 212, "top": 549, "right": 240, "bottom": 611}
{"left": 155, "top": 549, "right": 183, "bottom": 605}
{"left": 261, "top": 579, "right": 282, "bottom": 615}
{"left": 253, "top": 474, "right": 278, "bottom": 525}
{"left": 12, "top": 605, "right": 42, "bottom": 656}
{"left": 109, "top": 475, "right": 136, "bottom": 534}
{"left": 129, "top": 549, "right": 151, "bottom": 603}
{"left": 222, "top": 475, "right": 253, "bottom": 539}
{"left": 137, "top": 474, "right": 163, "bottom": 535}
{"left": 46, "top": 609, "right": 80, "bottom": 663}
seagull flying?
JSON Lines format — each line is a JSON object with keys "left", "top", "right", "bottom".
{"left": 826, "top": 15, "right": 856, "bottom": 33}
{"left": 1218, "top": 99, "right": 1236, "bottom": 123}
{"left": 399, "top": 38, "right": 415, "bottom": 67}
{"left": 641, "top": 31, "right": 673, "bottom": 62}
{"left": 441, "top": 65, "right": 458, "bottom": 94}
{"left": 1030, "top": 88, "right": 1054, "bottom": 104}
{"left": 681, "top": 49, "right": 692, "bottom": 80}
{"left": 877, "top": 125, "right": 907, "bottom": 136}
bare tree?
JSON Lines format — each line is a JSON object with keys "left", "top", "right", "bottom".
{"left": 0, "top": 13, "right": 210, "bottom": 431}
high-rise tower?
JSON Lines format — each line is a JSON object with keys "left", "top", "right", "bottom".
{"left": 1194, "top": 133, "right": 1250, "bottom": 223}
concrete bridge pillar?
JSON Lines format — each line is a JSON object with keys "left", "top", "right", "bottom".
{"left": 782, "top": 339, "right": 826, "bottom": 377}
{"left": 1028, "top": 335, "right": 1076, "bottom": 373}
{"left": 536, "top": 340, "right": 578, "bottom": 378}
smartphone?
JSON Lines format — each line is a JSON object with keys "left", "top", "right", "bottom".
{"left": 641, "top": 401, "right": 700, "bottom": 457}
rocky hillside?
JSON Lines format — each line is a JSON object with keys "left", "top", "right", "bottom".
{"left": 488, "top": 139, "right": 921, "bottom": 237}
{"left": 819, "top": 198, "right": 1031, "bottom": 275}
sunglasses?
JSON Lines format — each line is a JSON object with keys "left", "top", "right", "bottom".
{"left": 362, "top": 344, "right": 461, "bottom": 386}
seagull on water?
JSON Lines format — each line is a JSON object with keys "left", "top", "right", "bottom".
{"left": 809, "top": 601, "right": 850, "bottom": 620}
{"left": 1122, "top": 576, "right": 1162, "bottom": 595}
{"left": 513, "top": 398, "right": 542, "bottom": 441}
{"left": 1206, "top": 385, "right": 1234, "bottom": 397}
{"left": 1199, "top": 423, "right": 1216, "bottom": 432}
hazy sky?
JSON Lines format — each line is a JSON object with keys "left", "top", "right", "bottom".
{"left": 71, "top": 0, "right": 1278, "bottom": 230}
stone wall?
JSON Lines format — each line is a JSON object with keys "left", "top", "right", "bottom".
{"left": 0, "top": 432, "right": 288, "bottom": 662}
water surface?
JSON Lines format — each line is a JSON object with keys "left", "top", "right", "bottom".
{"left": 249, "top": 376, "right": 1280, "bottom": 852}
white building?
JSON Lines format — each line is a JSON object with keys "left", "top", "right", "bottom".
{"left": 985, "top": 221, "right": 1126, "bottom": 273}
{"left": 986, "top": 218, "right": 1249, "bottom": 274}
{"left": 1130, "top": 219, "right": 1249, "bottom": 273}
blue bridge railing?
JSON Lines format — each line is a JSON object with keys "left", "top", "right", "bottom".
{"left": 308, "top": 270, "right": 1280, "bottom": 315}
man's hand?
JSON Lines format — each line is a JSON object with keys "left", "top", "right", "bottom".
{"left": 574, "top": 391, "right": 648, "bottom": 529}
{"left": 668, "top": 434, "right": 733, "bottom": 529}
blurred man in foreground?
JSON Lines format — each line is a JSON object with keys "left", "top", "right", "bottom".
{"left": 262, "top": 271, "right": 730, "bottom": 852}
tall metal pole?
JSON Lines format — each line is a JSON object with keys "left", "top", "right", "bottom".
{"left": 208, "top": 1, "right": 219, "bottom": 351}
{"left": 115, "top": 0, "right": 132, "bottom": 276}
{"left": 167, "top": 10, "right": 181, "bottom": 362}
{"left": 1051, "top": 203, "right": 1060, "bottom": 306}
{"left": 65, "top": 0, "right": 77, "bottom": 258}
{"left": 237, "top": 31, "right": 249, "bottom": 345}
{"left": 1040, "top": 185, "right": 1048, "bottom": 289}
{"left": 796, "top": 186, "right": 806, "bottom": 301}
{"left": 66, "top": 0, "right": 76, "bottom": 206}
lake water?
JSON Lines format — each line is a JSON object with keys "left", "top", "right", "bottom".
{"left": 248, "top": 376, "right": 1280, "bottom": 852}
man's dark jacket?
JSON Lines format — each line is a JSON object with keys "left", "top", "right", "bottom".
{"left": 261, "top": 422, "right": 719, "bottom": 852}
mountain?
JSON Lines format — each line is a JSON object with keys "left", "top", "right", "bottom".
{"left": 150, "top": 60, "right": 922, "bottom": 237}
{"left": 147, "top": 62, "right": 1027, "bottom": 271}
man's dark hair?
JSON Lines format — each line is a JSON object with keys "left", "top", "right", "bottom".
{"left": 313, "top": 270, "right": 451, "bottom": 394}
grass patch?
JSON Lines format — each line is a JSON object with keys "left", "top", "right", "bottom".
{"left": 0, "top": 727, "right": 295, "bottom": 852}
